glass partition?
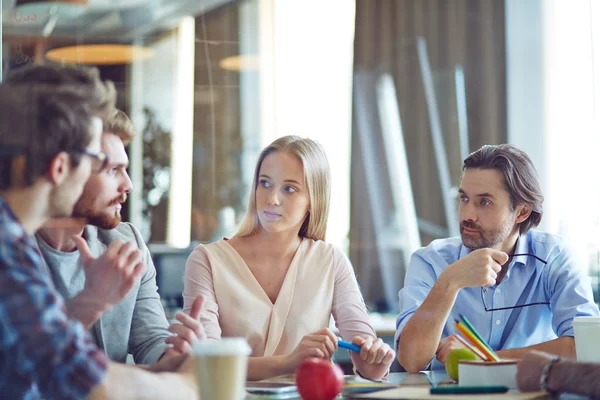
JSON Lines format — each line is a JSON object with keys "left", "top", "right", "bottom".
{"left": 1, "top": 0, "right": 598, "bottom": 315}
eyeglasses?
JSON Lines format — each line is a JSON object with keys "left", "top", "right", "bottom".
{"left": 480, "top": 253, "right": 550, "bottom": 312}
{"left": 73, "top": 149, "right": 109, "bottom": 173}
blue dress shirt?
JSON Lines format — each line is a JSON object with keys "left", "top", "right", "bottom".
{"left": 395, "top": 230, "right": 599, "bottom": 368}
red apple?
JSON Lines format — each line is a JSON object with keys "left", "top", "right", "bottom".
{"left": 295, "top": 358, "right": 345, "bottom": 400}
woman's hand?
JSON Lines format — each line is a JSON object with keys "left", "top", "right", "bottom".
{"left": 351, "top": 336, "right": 395, "bottom": 365}
{"left": 349, "top": 336, "right": 395, "bottom": 379}
{"left": 284, "top": 328, "right": 338, "bottom": 372}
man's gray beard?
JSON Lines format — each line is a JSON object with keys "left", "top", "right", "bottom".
{"left": 461, "top": 231, "right": 504, "bottom": 249}
{"left": 460, "top": 219, "right": 515, "bottom": 250}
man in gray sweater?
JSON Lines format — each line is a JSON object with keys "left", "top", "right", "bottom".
{"left": 33, "top": 108, "right": 203, "bottom": 364}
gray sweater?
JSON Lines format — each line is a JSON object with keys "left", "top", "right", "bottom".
{"left": 36, "top": 222, "right": 170, "bottom": 365}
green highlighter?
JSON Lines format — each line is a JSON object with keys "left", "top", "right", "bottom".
{"left": 430, "top": 386, "right": 509, "bottom": 395}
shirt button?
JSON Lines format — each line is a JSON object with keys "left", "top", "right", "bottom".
{"left": 496, "top": 320, "right": 501, "bottom": 325}
{"left": 496, "top": 288, "right": 501, "bottom": 294}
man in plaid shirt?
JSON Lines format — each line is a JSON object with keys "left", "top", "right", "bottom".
{"left": 0, "top": 65, "right": 198, "bottom": 399}
{"left": 0, "top": 196, "right": 109, "bottom": 399}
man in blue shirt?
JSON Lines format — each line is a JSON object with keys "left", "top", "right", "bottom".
{"left": 395, "top": 144, "right": 600, "bottom": 373}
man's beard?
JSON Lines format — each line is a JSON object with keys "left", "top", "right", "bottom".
{"left": 460, "top": 215, "right": 516, "bottom": 250}
{"left": 73, "top": 194, "right": 125, "bottom": 230}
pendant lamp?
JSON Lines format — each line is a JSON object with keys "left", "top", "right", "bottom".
{"left": 45, "top": 44, "right": 155, "bottom": 65}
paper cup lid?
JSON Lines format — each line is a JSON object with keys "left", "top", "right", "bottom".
{"left": 193, "top": 337, "right": 251, "bottom": 356}
{"left": 573, "top": 316, "right": 600, "bottom": 324}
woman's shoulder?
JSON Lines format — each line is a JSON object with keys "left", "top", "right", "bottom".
{"left": 197, "top": 238, "right": 233, "bottom": 250}
{"left": 302, "top": 238, "right": 349, "bottom": 264}
{"left": 187, "top": 239, "right": 230, "bottom": 264}
{"left": 303, "top": 237, "right": 332, "bottom": 252}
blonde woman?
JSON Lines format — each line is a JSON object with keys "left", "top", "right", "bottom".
{"left": 183, "top": 135, "right": 395, "bottom": 380}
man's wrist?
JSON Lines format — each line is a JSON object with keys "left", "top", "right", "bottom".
{"left": 438, "top": 270, "right": 460, "bottom": 293}
{"left": 539, "top": 356, "right": 561, "bottom": 393}
{"left": 71, "top": 291, "right": 110, "bottom": 315}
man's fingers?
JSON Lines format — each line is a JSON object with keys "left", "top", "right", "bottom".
{"left": 175, "top": 312, "right": 202, "bottom": 335}
{"left": 437, "top": 346, "right": 451, "bottom": 363}
{"left": 189, "top": 295, "right": 205, "bottom": 321}
{"left": 165, "top": 336, "right": 192, "bottom": 354}
{"left": 125, "top": 249, "right": 143, "bottom": 272}
{"left": 436, "top": 339, "right": 445, "bottom": 353}
{"left": 168, "top": 324, "right": 197, "bottom": 344}
{"left": 116, "top": 241, "right": 135, "bottom": 256}
{"left": 491, "top": 261, "right": 502, "bottom": 274}
{"left": 438, "top": 338, "right": 464, "bottom": 363}
{"left": 151, "top": 352, "right": 189, "bottom": 373}
{"left": 128, "top": 262, "right": 146, "bottom": 285}
{"left": 436, "top": 340, "right": 451, "bottom": 357}
{"left": 73, "top": 235, "right": 94, "bottom": 264}
{"left": 489, "top": 250, "right": 509, "bottom": 265}
{"left": 105, "top": 239, "right": 124, "bottom": 258}
{"left": 163, "top": 347, "right": 181, "bottom": 358}
{"left": 436, "top": 337, "right": 450, "bottom": 354}
{"left": 115, "top": 243, "right": 137, "bottom": 269}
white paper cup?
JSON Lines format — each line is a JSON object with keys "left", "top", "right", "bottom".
{"left": 458, "top": 359, "right": 518, "bottom": 389}
{"left": 192, "top": 338, "right": 251, "bottom": 400}
{"left": 573, "top": 316, "right": 600, "bottom": 363}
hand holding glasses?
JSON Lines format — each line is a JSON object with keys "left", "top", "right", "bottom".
{"left": 480, "top": 253, "right": 550, "bottom": 312}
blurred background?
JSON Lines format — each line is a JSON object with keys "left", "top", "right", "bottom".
{"left": 2, "top": 0, "right": 599, "bottom": 360}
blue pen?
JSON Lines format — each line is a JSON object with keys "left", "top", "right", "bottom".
{"left": 338, "top": 339, "right": 361, "bottom": 353}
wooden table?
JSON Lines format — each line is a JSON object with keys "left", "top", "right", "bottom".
{"left": 244, "top": 371, "right": 589, "bottom": 399}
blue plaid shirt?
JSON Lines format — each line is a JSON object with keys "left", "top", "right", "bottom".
{"left": 0, "top": 197, "right": 108, "bottom": 399}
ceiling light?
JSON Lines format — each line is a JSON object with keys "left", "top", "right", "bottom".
{"left": 219, "top": 54, "right": 259, "bottom": 72}
{"left": 45, "top": 44, "right": 155, "bottom": 65}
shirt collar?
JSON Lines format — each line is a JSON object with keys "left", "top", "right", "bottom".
{"left": 0, "top": 196, "right": 27, "bottom": 240}
{"left": 510, "top": 232, "right": 531, "bottom": 267}
{"left": 458, "top": 241, "right": 471, "bottom": 259}
{"left": 0, "top": 197, "right": 38, "bottom": 258}
{"left": 0, "top": 196, "right": 19, "bottom": 223}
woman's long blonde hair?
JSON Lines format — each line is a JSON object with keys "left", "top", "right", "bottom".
{"left": 236, "top": 135, "right": 330, "bottom": 241}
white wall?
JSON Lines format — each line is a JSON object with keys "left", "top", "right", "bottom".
{"left": 544, "top": 0, "right": 600, "bottom": 267}
{"left": 507, "top": 0, "right": 600, "bottom": 270}
{"left": 505, "top": 0, "right": 547, "bottom": 230}
{"left": 259, "top": 0, "right": 356, "bottom": 250}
